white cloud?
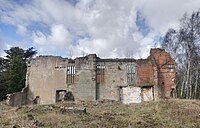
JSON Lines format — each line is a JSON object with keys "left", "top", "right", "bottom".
{"left": 0, "top": 37, "right": 5, "bottom": 56}
{"left": 32, "top": 24, "right": 72, "bottom": 54}
{"left": 0, "top": 38, "right": 9, "bottom": 57}
{"left": 16, "top": 25, "right": 27, "bottom": 35}
{"left": 1, "top": 0, "right": 200, "bottom": 58}
{"left": 135, "top": 0, "right": 200, "bottom": 33}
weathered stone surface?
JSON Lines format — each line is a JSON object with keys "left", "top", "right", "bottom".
{"left": 7, "top": 48, "right": 176, "bottom": 106}
{"left": 6, "top": 86, "right": 28, "bottom": 107}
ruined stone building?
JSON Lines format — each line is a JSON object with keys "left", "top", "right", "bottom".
{"left": 7, "top": 48, "right": 176, "bottom": 106}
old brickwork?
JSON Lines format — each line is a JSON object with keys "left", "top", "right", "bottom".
{"left": 136, "top": 58, "right": 159, "bottom": 100}
{"left": 6, "top": 48, "right": 176, "bottom": 106}
{"left": 150, "top": 49, "right": 176, "bottom": 98}
{"left": 136, "top": 59, "right": 156, "bottom": 85}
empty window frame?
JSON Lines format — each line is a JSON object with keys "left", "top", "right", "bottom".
{"left": 96, "top": 62, "right": 105, "bottom": 84}
{"left": 126, "top": 64, "right": 136, "bottom": 84}
{"left": 66, "top": 65, "right": 75, "bottom": 84}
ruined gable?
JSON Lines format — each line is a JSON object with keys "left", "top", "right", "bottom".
{"left": 150, "top": 48, "right": 176, "bottom": 98}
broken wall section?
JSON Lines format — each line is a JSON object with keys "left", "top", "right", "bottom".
{"left": 6, "top": 61, "right": 32, "bottom": 107}
{"left": 136, "top": 59, "right": 157, "bottom": 86}
{"left": 120, "top": 86, "right": 154, "bottom": 104}
{"left": 27, "top": 56, "right": 68, "bottom": 105}
{"left": 121, "top": 86, "right": 142, "bottom": 104}
{"left": 6, "top": 86, "right": 28, "bottom": 107}
{"left": 150, "top": 48, "right": 176, "bottom": 98}
{"left": 136, "top": 58, "right": 159, "bottom": 100}
{"left": 70, "top": 54, "right": 96, "bottom": 101}
{"left": 96, "top": 59, "right": 136, "bottom": 101}
{"left": 27, "top": 54, "right": 97, "bottom": 104}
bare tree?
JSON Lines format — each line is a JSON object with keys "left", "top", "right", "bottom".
{"left": 162, "top": 10, "right": 200, "bottom": 99}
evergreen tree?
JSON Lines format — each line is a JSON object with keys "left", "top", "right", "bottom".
{"left": 0, "top": 47, "right": 37, "bottom": 100}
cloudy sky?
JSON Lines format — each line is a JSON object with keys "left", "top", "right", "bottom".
{"left": 0, "top": 0, "right": 200, "bottom": 58}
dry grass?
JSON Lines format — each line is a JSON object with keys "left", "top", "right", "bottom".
{"left": 0, "top": 99, "right": 200, "bottom": 128}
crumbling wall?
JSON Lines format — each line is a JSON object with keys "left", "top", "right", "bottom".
{"left": 136, "top": 58, "right": 159, "bottom": 100}
{"left": 120, "top": 86, "right": 154, "bottom": 104}
{"left": 150, "top": 48, "right": 176, "bottom": 98}
{"left": 6, "top": 86, "right": 28, "bottom": 107}
{"left": 6, "top": 48, "right": 176, "bottom": 106}
{"left": 97, "top": 60, "right": 136, "bottom": 101}
{"left": 6, "top": 60, "right": 32, "bottom": 107}
{"left": 70, "top": 54, "right": 96, "bottom": 101}
{"left": 27, "top": 54, "right": 97, "bottom": 104}
{"left": 136, "top": 59, "right": 156, "bottom": 86}
{"left": 28, "top": 56, "right": 68, "bottom": 104}
{"left": 121, "top": 86, "right": 142, "bottom": 104}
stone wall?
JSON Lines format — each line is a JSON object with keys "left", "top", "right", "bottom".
{"left": 26, "top": 48, "right": 175, "bottom": 105}
{"left": 96, "top": 59, "right": 136, "bottom": 101}
{"left": 6, "top": 60, "right": 32, "bottom": 107}
{"left": 6, "top": 86, "right": 28, "bottom": 107}
{"left": 70, "top": 54, "right": 96, "bottom": 101}
{"left": 7, "top": 48, "right": 176, "bottom": 106}
{"left": 28, "top": 56, "right": 68, "bottom": 104}
{"left": 27, "top": 54, "right": 97, "bottom": 104}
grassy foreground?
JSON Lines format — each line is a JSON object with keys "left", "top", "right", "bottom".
{"left": 0, "top": 99, "right": 200, "bottom": 128}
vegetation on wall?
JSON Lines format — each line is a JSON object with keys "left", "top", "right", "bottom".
{"left": 0, "top": 47, "right": 37, "bottom": 101}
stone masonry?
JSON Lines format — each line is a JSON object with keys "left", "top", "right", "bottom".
{"left": 7, "top": 48, "right": 176, "bottom": 106}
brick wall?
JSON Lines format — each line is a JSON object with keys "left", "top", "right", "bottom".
{"left": 150, "top": 48, "right": 176, "bottom": 98}
{"left": 136, "top": 58, "right": 156, "bottom": 86}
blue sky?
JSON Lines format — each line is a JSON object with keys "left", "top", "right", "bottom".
{"left": 0, "top": 0, "right": 200, "bottom": 58}
{"left": 0, "top": 23, "right": 22, "bottom": 42}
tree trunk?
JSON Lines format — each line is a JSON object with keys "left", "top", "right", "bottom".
{"left": 194, "top": 70, "right": 198, "bottom": 99}
{"left": 180, "top": 75, "right": 185, "bottom": 98}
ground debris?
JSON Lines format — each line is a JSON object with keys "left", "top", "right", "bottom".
{"left": 27, "top": 114, "right": 34, "bottom": 121}
{"left": 0, "top": 99, "right": 200, "bottom": 128}
{"left": 60, "top": 106, "right": 87, "bottom": 114}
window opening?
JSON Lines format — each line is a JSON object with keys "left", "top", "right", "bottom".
{"left": 66, "top": 65, "right": 75, "bottom": 84}
{"left": 96, "top": 62, "right": 105, "bottom": 84}
{"left": 126, "top": 64, "right": 136, "bottom": 84}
